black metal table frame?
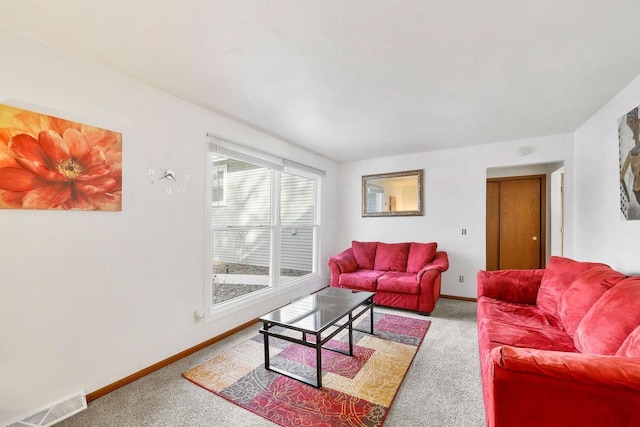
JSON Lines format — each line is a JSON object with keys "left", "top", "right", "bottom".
{"left": 259, "top": 296, "right": 375, "bottom": 388}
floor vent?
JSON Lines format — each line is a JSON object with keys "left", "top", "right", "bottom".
{"left": 7, "top": 393, "right": 87, "bottom": 427}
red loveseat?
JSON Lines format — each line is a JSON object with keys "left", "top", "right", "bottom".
{"left": 328, "top": 240, "right": 449, "bottom": 314}
{"left": 477, "top": 256, "right": 640, "bottom": 427}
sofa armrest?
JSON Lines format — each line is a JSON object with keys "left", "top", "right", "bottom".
{"left": 477, "top": 269, "right": 544, "bottom": 305}
{"left": 328, "top": 248, "right": 357, "bottom": 273}
{"left": 488, "top": 345, "right": 640, "bottom": 426}
{"left": 416, "top": 251, "right": 449, "bottom": 282}
{"left": 328, "top": 248, "right": 357, "bottom": 287}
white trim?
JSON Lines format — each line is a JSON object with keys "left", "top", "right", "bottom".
{"left": 208, "top": 133, "right": 326, "bottom": 176}
{"left": 203, "top": 148, "right": 213, "bottom": 320}
{"left": 204, "top": 273, "right": 323, "bottom": 322}
{"left": 271, "top": 168, "right": 280, "bottom": 286}
{"left": 284, "top": 159, "right": 326, "bottom": 177}
{"left": 207, "top": 134, "right": 283, "bottom": 170}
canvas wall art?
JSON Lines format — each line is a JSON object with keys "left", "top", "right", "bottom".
{"left": 0, "top": 104, "right": 122, "bottom": 211}
{"left": 619, "top": 106, "right": 640, "bottom": 220}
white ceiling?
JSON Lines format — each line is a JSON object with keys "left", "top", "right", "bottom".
{"left": 2, "top": 1, "right": 640, "bottom": 162}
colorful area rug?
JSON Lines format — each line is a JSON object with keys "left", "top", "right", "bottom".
{"left": 183, "top": 312, "right": 430, "bottom": 426}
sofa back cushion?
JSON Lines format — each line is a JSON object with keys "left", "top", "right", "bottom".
{"left": 574, "top": 277, "right": 640, "bottom": 355}
{"left": 352, "top": 241, "right": 378, "bottom": 270}
{"left": 374, "top": 242, "right": 410, "bottom": 272}
{"left": 558, "top": 265, "right": 626, "bottom": 338}
{"left": 536, "top": 257, "right": 603, "bottom": 326}
{"left": 406, "top": 242, "right": 438, "bottom": 273}
{"left": 616, "top": 325, "right": 640, "bottom": 357}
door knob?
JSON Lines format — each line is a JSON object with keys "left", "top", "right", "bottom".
{"left": 532, "top": 236, "right": 538, "bottom": 240}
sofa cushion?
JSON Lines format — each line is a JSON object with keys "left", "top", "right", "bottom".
{"left": 477, "top": 269, "right": 543, "bottom": 305}
{"left": 616, "top": 325, "right": 640, "bottom": 357}
{"left": 574, "top": 277, "right": 640, "bottom": 355}
{"left": 377, "top": 271, "right": 419, "bottom": 294}
{"left": 352, "top": 241, "right": 378, "bottom": 270}
{"left": 477, "top": 297, "right": 552, "bottom": 329}
{"left": 536, "top": 257, "right": 603, "bottom": 326}
{"left": 478, "top": 317, "right": 578, "bottom": 352}
{"left": 558, "top": 265, "right": 626, "bottom": 338}
{"left": 406, "top": 242, "right": 437, "bottom": 273}
{"left": 373, "top": 242, "right": 410, "bottom": 272}
{"left": 338, "top": 269, "right": 385, "bottom": 291}
{"left": 374, "top": 291, "right": 420, "bottom": 311}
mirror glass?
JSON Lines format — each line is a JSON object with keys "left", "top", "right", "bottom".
{"left": 362, "top": 169, "right": 424, "bottom": 217}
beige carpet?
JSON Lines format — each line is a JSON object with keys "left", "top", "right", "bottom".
{"left": 57, "top": 299, "right": 485, "bottom": 427}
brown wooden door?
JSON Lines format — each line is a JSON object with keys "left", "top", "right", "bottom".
{"left": 486, "top": 176, "right": 545, "bottom": 270}
{"left": 486, "top": 181, "right": 501, "bottom": 271}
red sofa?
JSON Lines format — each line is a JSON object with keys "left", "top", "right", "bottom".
{"left": 477, "top": 256, "right": 640, "bottom": 427}
{"left": 328, "top": 240, "right": 449, "bottom": 314}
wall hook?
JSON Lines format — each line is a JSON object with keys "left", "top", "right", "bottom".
{"left": 160, "top": 169, "right": 176, "bottom": 180}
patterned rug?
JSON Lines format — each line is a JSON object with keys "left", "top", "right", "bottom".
{"left": 183, "top": 312, "right": 431, "bottom": 426}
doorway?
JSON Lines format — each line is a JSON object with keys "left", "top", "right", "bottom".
{"left": 486, "top": 175, "right": 546, "bottom": 270}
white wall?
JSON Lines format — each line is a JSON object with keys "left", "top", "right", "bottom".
{"left": 0, "top": 28, "right": 337, "bottom": 424}
{"left": 574, "top": 74, "right": 640, "bottom": 274}
{"left": 336, "top": 134, "right": 575, "bottom": 298}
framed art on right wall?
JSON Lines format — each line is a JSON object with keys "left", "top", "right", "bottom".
{"left": 619, "top": 106, "right": 640, "bottom": 220}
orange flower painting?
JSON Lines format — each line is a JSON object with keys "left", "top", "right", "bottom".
{"left": 0, "top": 104, "right": 122, "bottom": 211}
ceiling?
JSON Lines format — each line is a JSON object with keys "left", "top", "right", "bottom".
{"left": 2, "top": 1, "right": 640, "bottom": 162}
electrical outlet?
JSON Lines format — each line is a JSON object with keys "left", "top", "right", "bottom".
{"left": 459, "top": 275, "right": 464, "bottom": 283}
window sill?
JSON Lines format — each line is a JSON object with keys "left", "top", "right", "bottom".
{"left": 205, "top": 273, "right": 324, "bottom": 323}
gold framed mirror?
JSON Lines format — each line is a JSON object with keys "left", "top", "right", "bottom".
{"left": 362, "top": 169, "right": 424, "bottom": 217}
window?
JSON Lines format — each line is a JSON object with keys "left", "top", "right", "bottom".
{"left": 205, "top": 136, "right": 323, "bottom": 312}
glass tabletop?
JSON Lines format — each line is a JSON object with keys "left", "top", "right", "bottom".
{"left": 259, "top": 287, "right": 374, "bottom": 333}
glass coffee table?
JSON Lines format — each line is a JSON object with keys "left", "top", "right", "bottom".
{"left": 259, "top": 287, "right": 375, "bottom": 388}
